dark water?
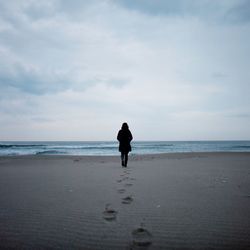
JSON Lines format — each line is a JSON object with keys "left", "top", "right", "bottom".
{"left": 1, "top": 141, "right": 250, "bottom": 156}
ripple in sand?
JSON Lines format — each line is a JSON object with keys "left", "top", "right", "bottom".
{"left": 102, "top": 204, "right": 118, "bottom": 221}
{"left": 131, "top": 225, "right": 153, "bottom": 247}
{"left": 122, "top": 196, "right": 133, "bottom": 204}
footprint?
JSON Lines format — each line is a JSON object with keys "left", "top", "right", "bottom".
{"left": 124, "top": 183, "right": 133, "bottom": 187}
{"left": 118, "top": 189, "right": 126, "bottom": 194}
{"left": 131, "top": 224, "right": 153, "bottom": 247}
{"left": 122, "top": 196, "right": 133, "bottom": 204}
{"left": 102, "top": 204, "right": 118, "bottom": 221}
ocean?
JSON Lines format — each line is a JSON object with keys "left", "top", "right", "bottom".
{"left": 0, "top": 141, "right": 250, "bottom": 156}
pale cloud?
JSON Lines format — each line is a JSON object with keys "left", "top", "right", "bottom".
{"left": 112, "top": 0, "right": 250, "bottom": 23}
{"left": 0, "top": 0, "right": 250, "bottom": 140}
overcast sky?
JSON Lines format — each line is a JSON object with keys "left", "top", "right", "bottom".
{"left": 0, "top": 0, "right": 250, "bottom": 141}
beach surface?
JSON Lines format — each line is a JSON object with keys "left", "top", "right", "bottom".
{"left": 0, "top": 153, "right": 250, "bottom": 249}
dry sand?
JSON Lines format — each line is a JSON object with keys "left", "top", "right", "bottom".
{"left": 0, "top": 153, "right": 250, "bottom": 249}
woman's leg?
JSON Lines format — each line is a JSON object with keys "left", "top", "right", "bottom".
{"left": 121, "top": 152, "right": 125, "bottom": 166}
{"left": 124, "top": 152, "right": 128, "bottom": 167}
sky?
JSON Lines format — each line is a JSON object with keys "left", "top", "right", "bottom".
{"left": 0, "top": 0, "right": 250, "bottom": 141}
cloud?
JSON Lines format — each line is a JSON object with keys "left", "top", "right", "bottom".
{"left": 0, "top": 46, "right": 129, "bottom": 95}
{"left": 113, "top": 0, "right": 250, "bottom": 24}
{"left": 212, "top": 72, "right": 227, "bottom": 79}
{"left": 0, "top": 0, "right": 131, "bottom": 95}
{"left": 0, "top": 48, "right": 70, "bottom": 94}
{"left": 225, "top": 0, "right": 250, "bottom": 23}
{"left": 0, "top": 0, "right": 250, "bottom": 140}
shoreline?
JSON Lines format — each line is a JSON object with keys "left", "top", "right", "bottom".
{"left": 1, "top": 151, "right": 250, "bottom": 159}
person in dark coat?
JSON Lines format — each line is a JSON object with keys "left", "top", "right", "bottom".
{"left": 117, "top": 122, "right": 133, "bottom": 167}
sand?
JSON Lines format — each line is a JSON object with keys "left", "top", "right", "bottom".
{"left": 0, "top": 153, "right": 250, "bottom": 249}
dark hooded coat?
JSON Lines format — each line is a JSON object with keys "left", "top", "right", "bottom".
{"left": 117, "top": 128, "right": 133, "bottom": 153}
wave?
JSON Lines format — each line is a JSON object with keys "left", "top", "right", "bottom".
{"left": 0, "top": 144, "right": 46, "bottom": 148}
{"left": 230, "top": 145, "right": 250, "bottom": 149}
{"left": 36, "top": 150, "right": 66, "bottom": 155}
{"left": 133, "top": 144, "right": 173, "bottom": 149}
{"left": 48, "top": 146, "right": 117, "bottom": 150}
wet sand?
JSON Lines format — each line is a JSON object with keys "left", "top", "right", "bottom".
{"left": 0, "top": 153, "right": 250, "bottom": 249}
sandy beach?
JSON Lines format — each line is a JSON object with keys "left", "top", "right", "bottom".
{"left": 0, "top": 153, "right": 250, "bottom": 249}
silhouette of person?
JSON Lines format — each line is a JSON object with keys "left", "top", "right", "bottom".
{"left": 117, "top": 122, "right": 133, "bottom": 167}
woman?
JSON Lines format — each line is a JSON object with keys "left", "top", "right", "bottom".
{"left": 117, "top": 123, "right": 133, "bottom": 167}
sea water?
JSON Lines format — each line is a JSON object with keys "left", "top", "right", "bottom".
{"left": 0, "top": 141, "right": 250, "bottom": 156}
